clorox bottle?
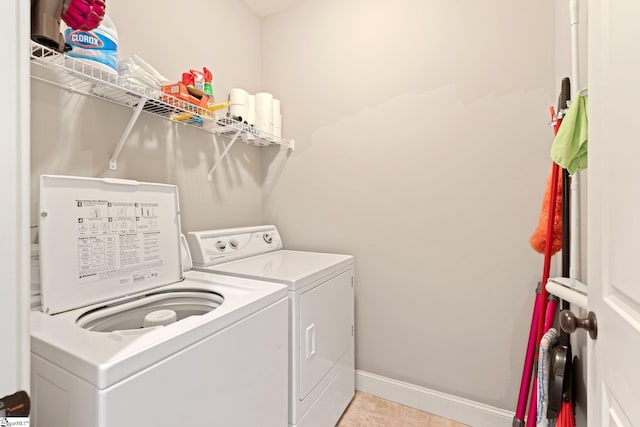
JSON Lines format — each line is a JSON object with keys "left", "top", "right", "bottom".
{"left": 65, "top": 14, "right": 118, "bottom": 73}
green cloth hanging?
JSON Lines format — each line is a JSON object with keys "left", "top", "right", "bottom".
{"left": 551, "top": 89, "right": 588, "bottom": 174}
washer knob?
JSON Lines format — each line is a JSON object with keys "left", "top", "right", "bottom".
{"left": 229, "top": 239, "right": 239, "bottom": 249}
{"left": 215, "top": 240, "right": 227, "bottom": 251}
{"left": 263, "top": 233, "right": 274, "bottom": 244}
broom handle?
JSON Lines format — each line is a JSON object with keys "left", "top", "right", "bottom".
{"left": 526, "top": 162, "right": 561, "bottom": 427}
{"left": 514, "top": 287, "right": 544, "bottom": 423}
{"left": 537, "top": 144, "right": 562, "bottom": 345}
{"left": 514, "top": 106, "right": 565, "bottom": 426}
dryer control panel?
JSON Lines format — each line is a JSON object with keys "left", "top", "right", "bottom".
{"left": 187, "top": 225, "right": 283, "bottom": 267}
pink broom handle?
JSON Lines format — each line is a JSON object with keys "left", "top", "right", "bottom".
{"left": 525, "top": 107, "right": 564, "bottom": 427}
{"left": 525, "top": 296, "right": 559, "bottom": 427}
{"left": 514, "top": 289, "right": 543, "bottom": 424}
{"left": 515, "top": 160, "right": 562, "bottom": 426}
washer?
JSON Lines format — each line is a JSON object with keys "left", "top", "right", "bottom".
{"left": 30, "top": 176, "right": 289, "bottom": 427}
{"left": 187, "top": 225, "right": 355, "bottom": 427}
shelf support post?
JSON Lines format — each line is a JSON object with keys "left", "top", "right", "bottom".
{"left": 207, "top": 128, "right": 243, "bottom": 180}
{"left": 109, "top": 98, "right": 147, "bottom": 170}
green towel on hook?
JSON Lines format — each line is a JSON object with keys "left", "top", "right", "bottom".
{"left": 551, "top": 88, "right": 588, "bottom": 174}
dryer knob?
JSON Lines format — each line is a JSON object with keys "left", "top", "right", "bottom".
{"left": 215, "top": 240, "right": 227, "bottom": 251}
{"left": 263, "top": 233, "right": 274, "bottom": 244}
{"left": 229, "top": 239, "right": 239, "bottom": 249}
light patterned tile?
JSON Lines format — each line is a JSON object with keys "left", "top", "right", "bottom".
{"left": 366, "top": 412, "right": 404, "bottom": 427}
{"left": 402, "top": 406, "right": 431, "bottom": 426}
{"left": 337, "top": 393, "right": 371, "bottom": 426}
{"left": 352, "top": 391, "right": 381, "bottom": 412}
{"left": 337, "top": 392, "right": 463, "bottom": 427}
{"left": 374, "top": 398, "right": 410, "bottom": 420}
{"left": 337, "top": 407, "right": 369, "bottom": 426}
{"left": 428, "top": 414, "right": 470, "bottom": 427}
{"left": 335, "top": 418, "right": 360, "bottom": 427}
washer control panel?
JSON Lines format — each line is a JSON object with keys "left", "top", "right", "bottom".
{"left": 186, "top": 225, "right": 283, "bottom": 267}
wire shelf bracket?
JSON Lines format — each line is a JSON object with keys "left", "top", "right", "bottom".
{"left": 207, "top": 129, "right": 243, "bottom": 180}
{"left": 109, "top": 98, "right": 147, "bottom": 170}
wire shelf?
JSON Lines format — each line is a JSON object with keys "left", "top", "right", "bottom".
{"left": 30, "top": 41, "right": 293, "bottom": 149}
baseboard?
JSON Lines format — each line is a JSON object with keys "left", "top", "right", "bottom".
{"left": 355, "top": 370, "right": 514, "bottom": 427}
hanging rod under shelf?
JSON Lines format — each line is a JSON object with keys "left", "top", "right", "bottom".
{"left": 29, "top": 41, "right": 294, "bottom": 175}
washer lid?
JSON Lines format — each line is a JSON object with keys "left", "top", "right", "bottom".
{"left": 39, "top": 175, "right": 183, "bottom": 314}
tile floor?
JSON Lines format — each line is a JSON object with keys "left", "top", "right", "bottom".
{"left": 336, "top": 392, "right": 470, "bottom": 427}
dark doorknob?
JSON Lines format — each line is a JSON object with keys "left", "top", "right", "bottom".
{"left": 560, "top": 309, "right": 598, "bottom": 339}
{"left": 0, "top": 390, "right": 30, "bottom": 417}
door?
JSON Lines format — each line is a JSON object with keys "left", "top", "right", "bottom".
{"left": 0, "top": 0, "right": 30, "bottom": 397}
{"left": 587, "top": 0, "right": 640, "bottom": 425}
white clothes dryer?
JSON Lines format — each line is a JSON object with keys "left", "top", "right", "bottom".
{"left": 30, "top": 176, "right": 289, "bottom": 427}
{"left": 187, "top": 225, "right": 355, "bottom": 427}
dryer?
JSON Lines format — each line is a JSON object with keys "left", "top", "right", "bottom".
{"left": 187, "top": 226, "right": 355, "bottom": 427}
{"left": 30, "top": 176, "right": 289, "bottom": 427}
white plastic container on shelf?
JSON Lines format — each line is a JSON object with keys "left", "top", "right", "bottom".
{"left": 64, "top": 14, "right": 118, "bottom": 73}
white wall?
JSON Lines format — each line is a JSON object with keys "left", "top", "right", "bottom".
{"left": 0, "top": 0, "right": 30, "bottom": 397}
{"left": 31, "top": 0, "right": 264, "bottom": 237}
{"left": 260, "top": 0, "right": 556, "bottom": 411}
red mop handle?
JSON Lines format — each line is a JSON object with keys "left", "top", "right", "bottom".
{"left": 537, "top": 162, "right": 559, "bottom": 343}
{"left": 537, "top": 107, "right": 563, "bottom": 345}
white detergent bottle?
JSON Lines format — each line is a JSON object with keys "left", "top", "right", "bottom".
{"left": 65, "top": 14, "right": 118, "bottom": 73}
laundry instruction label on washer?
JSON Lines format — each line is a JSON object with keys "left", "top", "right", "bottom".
{"left": 75, "top": 198, "right": 163, "bottom": 285}
{"left": 39, "top": 176, "right": 183, "bottom": 315}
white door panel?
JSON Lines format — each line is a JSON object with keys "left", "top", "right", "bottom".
{"left": 588, "top": 0, "right": 640, "bottom": 425}
{"left": 603, "top": 385, "right": 634, "bottom": 427}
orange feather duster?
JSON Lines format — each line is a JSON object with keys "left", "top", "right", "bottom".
{"left": 530, "top": 167, "right": 563, "bottom": 254}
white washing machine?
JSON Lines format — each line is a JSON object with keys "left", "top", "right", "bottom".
{"left": 187, "top": 226, "right": 355, "bottom": 427}
{"left": 30, "top": 176, "right": 289, "bottom": 427}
